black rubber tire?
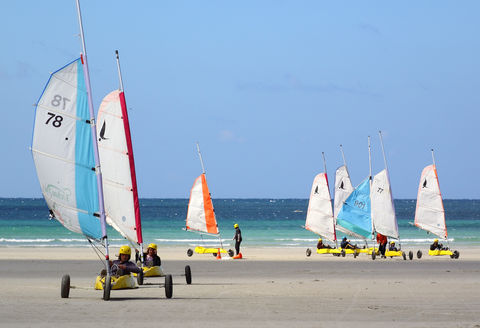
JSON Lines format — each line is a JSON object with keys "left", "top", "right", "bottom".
{"left": 371, "top": 251, "right": 376, "bottom": 260}
{"left": 103, "top": 275, "right": 111, "bottom": 301}
{"left": 164, "top": 274, "right": 173, "bottom": 299}
{"left": 212, "top": 252, "right": 217, "bottom": 257}
{"left": 228, "top": 249, "right": 234, "bottom": 257}
{"left": 454, "top": 250, "right": 460, "bottom": 259}
{"left": 417, "top": 250, "right": 422, "bottom": 259}
{"left": 353, "top": 251, "right": 358, "bottom": 258}
{"left": 409, "top": 251, "right": 413, "bottom": 260}
{"left": 187, "top": 249, "right": 193, "bottom": 257}
{"left": 402, "top": 252, "right": 406, "bottom": 260}
{"left": 185, "top": 265, "right": 192, "bottom": 285}
{"left": 306, "top": 248, "right": 312, "bottom": 257}
{"left": 61, "top": 274, "right": 70, "bottom": 299}
{"left": 341, "top": 250, "right": 346, "bottom": 257}
{"left": 137, "top": 269, "right": 144, "bottom": 285}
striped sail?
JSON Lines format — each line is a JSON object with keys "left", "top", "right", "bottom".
{"left": 336, "top": 178, "right": 372, "bottom": 239}
{"left": 371, "top": 169, "right": 398, "bottom": 239}
{"left": 31, "top": 58, "right": 102, "bottom": 240}
{"left": 186, "top": 174, "right": 219, "bottom": 235}
{"left": 96, "top": 90, "right": 142, "bottom": 245}
{"left": 304, "top": 173, "right": 336, "bottom": 242}
{"left": 414, "top": 165, "right": 447, "bottom": 239}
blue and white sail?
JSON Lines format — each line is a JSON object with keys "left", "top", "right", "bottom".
{"left": 31, "top": 58, "right": 102, "bottom": 240}
{"left": 336, "top": 178, "right": 372, "bottom": 239}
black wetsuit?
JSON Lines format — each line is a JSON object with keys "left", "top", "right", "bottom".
{"left": 234, "top": 228, "right": 242, "bottom": 255}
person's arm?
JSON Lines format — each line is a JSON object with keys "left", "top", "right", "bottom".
{"left": 124, "top": 261, "right": 141, "bottom": 274}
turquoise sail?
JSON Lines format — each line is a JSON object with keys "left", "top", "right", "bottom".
{"left": 336, "top": 178, "right": 372, "bottom": 238}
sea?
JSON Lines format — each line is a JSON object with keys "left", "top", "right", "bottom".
{"left": 1, "top": 198, "right": 479, "bottom": 249}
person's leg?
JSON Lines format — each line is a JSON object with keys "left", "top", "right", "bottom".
{"left": 235, "top": 241, "right": 240, "bottom": 255}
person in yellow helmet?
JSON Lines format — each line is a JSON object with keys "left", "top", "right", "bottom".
{"left": 388, "top": 240, "right": 398, "bottom": 252}
{"left": 136, "top": 243, "right": 161, "bottom": 267}
{"left": 110, "top": 245, "right": 141, "bottom": 276}
{"left": 316, "top": 237, "right": 333, "bottom": 250}
{"left": 233, "top": 223, "right": 242, "bottom": 255}
{"left": 430, "top": 238, "right": 448, "bottom": 251}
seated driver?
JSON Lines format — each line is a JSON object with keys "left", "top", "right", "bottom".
{"left": 110, "top": 245, "right": 141, "bottom": 276}
{"left": 430, "top": 238, "right": 448, "bottom": 251}
{"left": 317, "top": 238, "right": 333, "bottom": 249}
{"left": 388, "top": 241, "right": 398, "bottom": 252}
{"left": 340, "top": 236, "right": 358, "bottom": 250}
{"left": 136, "top": 243, "right": 161, "bottom": 267}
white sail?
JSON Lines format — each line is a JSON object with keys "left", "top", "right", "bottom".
{"left": 333, "top": 165, "right": 354, "bottom": 219}
{"left": 96, "top": 90, "right": 141, "bottom": 244}
{"left": 370, "top": 169, "right": 398, "bottom": 239}
{"left": 304, "top": 173, "right": 336, "bottom": 242}
{"left": 31, "top": 58, "right": 102, "bottom": 240}
{"left": 414, "top": 165, "right": 447, "bottom": 239}
{"left": 186, "top": 174, "right": 219, "bottom": 235}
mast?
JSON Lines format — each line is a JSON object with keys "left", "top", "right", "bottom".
{"left": 196, "top": 142, "right": 206, "bottom": 174}
{"left": 75, "top": 0, "right": 110, "bottom": 268}
{"left": 368, "top": 136, "right": 375, "bottom": 248}
{"left": 340, "top": 144, "right": 347, "bottom": 167}
{"left": 322, "top": 152, "right": 337, "bottom": 247}
{"left": 431, "top": 149, "right": 436, "bottom": 167}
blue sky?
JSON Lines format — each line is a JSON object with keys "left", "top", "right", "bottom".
{"left": 2, "top": 1, "right": 479, "bottom": 198}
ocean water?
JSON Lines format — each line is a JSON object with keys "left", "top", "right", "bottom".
{"left": 0, "top": 198, "right": 479, "bottom": 249}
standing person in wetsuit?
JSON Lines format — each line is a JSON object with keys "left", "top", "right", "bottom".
{"left": 233, "top": 223, "right": 242, "bottom": 255}
{"left": 377, "top": 233, "right": 388, "bottom": 258}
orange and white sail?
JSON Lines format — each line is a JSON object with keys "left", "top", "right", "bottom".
{"left": 414, "top": 164, "right": 447, "bottom": 239}
{"left": 186, "top": 173, "right": 219, "bottom": 235}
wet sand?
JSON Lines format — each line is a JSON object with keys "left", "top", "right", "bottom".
{"left": 0, "top": 247, "right": 479, "bottom": 327}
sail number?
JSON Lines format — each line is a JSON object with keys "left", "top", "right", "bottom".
{"left": 45, "top": 112, "right": 63, "bottom": 127}
{"left": 51, "top": 95, "right": 70, "bottom": 110}
{"left": 354, "top": 200, "right": 366, "bottom": 209}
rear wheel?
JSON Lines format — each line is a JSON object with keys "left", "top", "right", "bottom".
{"left": 212, "top": 253, "right": 217, "bottom": 257}
{"left": 454, "top": 250, "right": 460, "bottom": 259}
{"left": 409, "top": 251, "right": 413, "bottom": 260}
{"left": 103, "top": 275, "right": 111, "bottom": 301}
{"left": 228, "top": 249, "right": 234, "bottom": 257}
{"left": 341, "top": 250, "right": 346, "bottom": 257}
{"left": 417, "top": 250, "right": 422, "bottom": 259}
{"left": 61, "top": 274, "right": 70, "bottom": 299}
{"left": 306, "top": 248, "right": 312, "bottom": 257}
{"left": 137, "top": 269, "right": 144, "bottom": 285}
{"left": 164, "top": 274, "right": 173, "bottom": 299}
{"left": 185, "top": 265, "right": 192, "bottom": 285}
{"left": 371, "top": 251, "right": 376, "bottom": 260}
{"left": 402, "top": 252, "right": 406, "bottom": 260}
{"left": 353, "top": 251, "right": 358, "bottom": 258}
{"left": 187, "top": 249, "right": 193, "bottom": 257}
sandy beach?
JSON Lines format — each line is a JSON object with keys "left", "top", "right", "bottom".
{"left": 0, "top": 246, "right": 479, "bottom": 327}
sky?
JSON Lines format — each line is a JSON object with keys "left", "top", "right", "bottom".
{"left": 1, "top": 1, "right": 479, "bottom": 199}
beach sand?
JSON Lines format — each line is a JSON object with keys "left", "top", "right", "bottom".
{"left": 0, "top": 246, "right": 479, "bottom": 327}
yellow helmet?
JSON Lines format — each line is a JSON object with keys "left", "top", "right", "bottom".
{"left": 434, "top": 238, "right": 439, "bottom": 243}
{"left": 390, "top": 241, "right": 395, "bottom": 244}
{"left": 148, "top": 243, "right": 157, "bottom": 250}
{"left": 119, "top": 245, "right": 131, "bottom": 256}
{"left": 234, "top": 223, "right": 239, "bottom": 228}
{"left": 318, "top": 238, "right": 322, "bottom": 242}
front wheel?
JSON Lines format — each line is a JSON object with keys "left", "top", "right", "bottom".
{"left": 417, "top": 250, "right": 422, "bottom": 259}
{"left": 61, "top": 274, "right": 70, "bottom": 299}
{"left": 164, "top": 274, "right": 173, "bottom": 299}
{"left": 341, "top": 249, "right": 346, "bottom": 257}
{"left": 402, "top": 252, "right": 406, "bottom": 260}
{"left": 187, "top": 249, "right": 193, "bottom": 257}
{"left": 454, "top": 250, "right": 460, "bottom": 259}
{"left": 185, "top": 265, "right": 192, "bottom": 285}
{"left": 228, "top": 249, "right": 234, "bottom": 257}
{"left": 371, "top": 251, "right": 376, "bottom": 260}
{"left": 306, "top": 248, "right": 312, "bottom": 257}
{"left": 103, "top": 275, "right": 111, "bottom": 301}
{"left": 409, "top": 251, "right": 413, "bottom": 260}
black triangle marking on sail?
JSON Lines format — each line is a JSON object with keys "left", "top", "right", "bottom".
{"left": 422, "top": 179, "right": 427, "bottom": 188}
{"left": 340, "top": 181, "right": 345, "bottom": 190}
{"left": 99, "top": 121, "right": 108, "bottom": 140}
{"left": 314, "top": 186, "right": 319, "bottom": 194}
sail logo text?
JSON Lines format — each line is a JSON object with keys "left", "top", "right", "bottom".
{"left": 45, "top": 184, "right": 71, "bottom": 202}
{"left": 354, "top": 200, "right": 366, "bottom": 209}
